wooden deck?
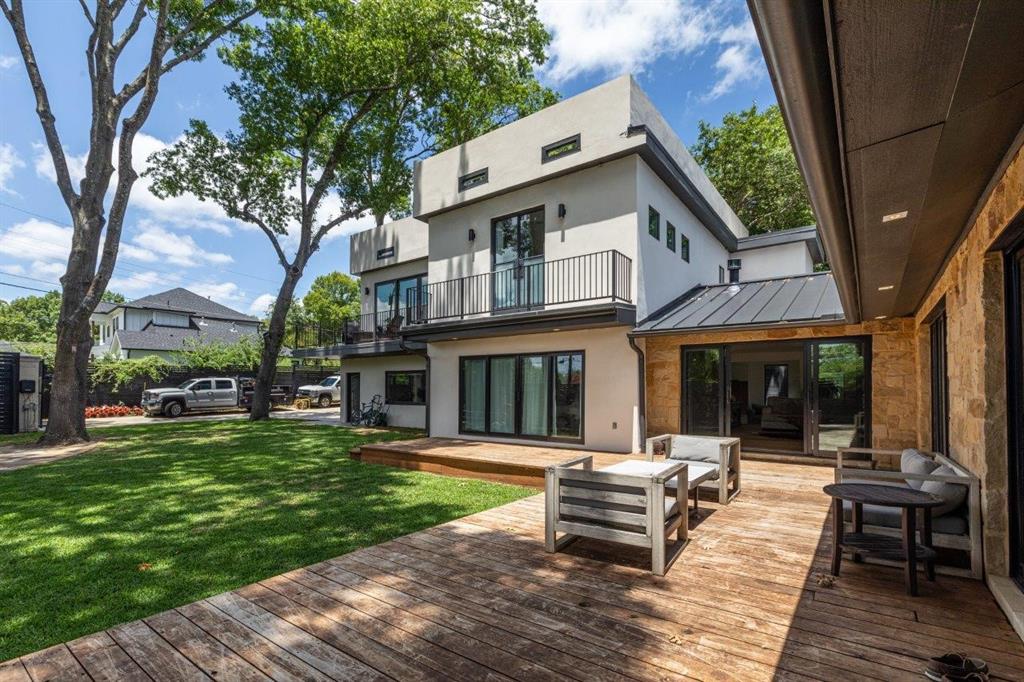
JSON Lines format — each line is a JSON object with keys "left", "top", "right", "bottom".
{"left": 354, "top": 437, "right": 635, "bottom": 487}
{"left": 4, "top": 459, "right": 1023, "bottom": 681}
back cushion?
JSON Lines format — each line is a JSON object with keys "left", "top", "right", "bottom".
{"left": 920, "top": 465, "right": 968, "bottom": 516}
{"left": 670, "top": 436, "right": 721, "bottom": 464}
{"left": 901, "top": 448, "right": 940, "bottom": 490}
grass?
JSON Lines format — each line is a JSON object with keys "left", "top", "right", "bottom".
{"left": 0, "top": 420, "right": 535, "bottom": 660}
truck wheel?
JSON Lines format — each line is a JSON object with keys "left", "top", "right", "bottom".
{"left": 165, "top": 401, "right": 184, "bottom": 418}
{"left": 317, "top": 394, "right": 332, "bottom": 408}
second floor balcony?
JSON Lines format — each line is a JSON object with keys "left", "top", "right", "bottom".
{"left": 406, "top": 249, "right": 632, "bottom": 326}
{"left": 288, "top": 250, "right": 633, "bottom": 350}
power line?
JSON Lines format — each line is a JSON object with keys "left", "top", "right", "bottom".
{"left": 0, "top": 271, "right": 62, "bottom": 288}
{"left": 0, "top": 280, "right": 53, "bottom": 294}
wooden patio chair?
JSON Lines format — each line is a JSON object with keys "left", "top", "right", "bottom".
{"left": 544, "top": 455, "right": 689, "bottom": 576}
{"left": 645, "top": 434, "right": 742, "bottom": 504}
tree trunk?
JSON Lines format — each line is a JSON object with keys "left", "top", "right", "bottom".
{"left": 250, "top": 270, "right": 301, "bottom": 420}
{"left": 40, "top": 308, "right": 93, "bottom": 445}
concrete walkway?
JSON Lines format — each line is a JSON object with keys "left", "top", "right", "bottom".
{"left": 0, "top": 441, "right": 103, "bottom": 472}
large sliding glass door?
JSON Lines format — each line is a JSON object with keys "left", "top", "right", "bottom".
{"left": 1007, "top": 239, "right": 1024, "bottom": 588}
{"left": 459, "top": 351, "right": 583, "bottom": 442}
{"left": 680, "top": 338, "right": 870, "bottom": 455}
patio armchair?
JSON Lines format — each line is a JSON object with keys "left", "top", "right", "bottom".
{"left": 835, "top": 447, "right": 982, "bottom": 579}
{"left": 645, "top": 434, "right": 742, "bottom": 504}
{"left": 544, "top": 455, "right": 689, "bottom": 576}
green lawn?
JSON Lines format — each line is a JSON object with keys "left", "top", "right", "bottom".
{"left": 0, "top": 420, "right": 535, "bottom": 661}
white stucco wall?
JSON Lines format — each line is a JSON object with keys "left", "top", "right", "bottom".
{"left": 349, "top": 217, "right": 429, "bottom": 276}
{"left": 414, "top": 76, "right": 640, "bottom": 218}
{"left": 635, "top": 158, "right": 730, "bottom": 318}
{"left": 339, "top": 355, "right": 427, "bottom": 429}
{"left": 736, "top": 242, "right": 815, "bottom": 281}
{"left": 427, "top": 326, "right": 639, "bottom": 453}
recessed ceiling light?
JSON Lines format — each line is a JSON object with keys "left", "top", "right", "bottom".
{"left": 882, "top": 211, "right": 908, "bottom": 223}
{"left": 878, "top": 285, "right": 895, "bottom": 291}
{"left": 874, "top": 315, "right": 887, "bottom": 320}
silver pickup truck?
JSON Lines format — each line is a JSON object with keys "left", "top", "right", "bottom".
{"left": 142, "top": 377, "right": 294, "bottom": 417}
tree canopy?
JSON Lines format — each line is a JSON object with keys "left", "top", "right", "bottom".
{"left": 0, "top": 290, "right": 126, "bottom": 343}
{"left": 302, "top": 272, "right": 360, "bottom": 329}
{"left": 146, "top": 0, "right": 555, "bottom": 418}
{"left": 691, "top": 104, "right": 814, "bottom": 235}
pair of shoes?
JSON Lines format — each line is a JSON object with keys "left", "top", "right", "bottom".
{"left": 925, "top": 653, "right": 989, "bottom": 681}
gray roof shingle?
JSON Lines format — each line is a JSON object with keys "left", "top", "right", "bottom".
{"left": 113, "top": 319, "right": 259, "bottom": 352}
{"left": 124, "top": 288, "right": 257, "bottom": 322}
{"left": 634, "top": 272, "right": 845, "bottom": 334}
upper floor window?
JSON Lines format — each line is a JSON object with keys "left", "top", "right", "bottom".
{"left": 666, "top": 222, "right": 676, "bottom": 252}
{"left": 680, "top": 234, "right": 690, "bottom": 262}
{"left": 458, "top": 168, "right": 488, "bottom": 192}
{"left": 648, "top": 207, "right": 660, "bottom": 239}
{"left": 375, "top": 274, "right": 427, "bottom": 321}
{"left": 541, "top": 134, "right": 581, "bottom": 163}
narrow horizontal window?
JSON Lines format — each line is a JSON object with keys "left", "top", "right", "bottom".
{"left": 648, "top": 206, "right": 660, "bottom": 239}
{"left": 680, "top": 234, "right": 690, "bottom": 262}
{"left": 376, "top": 246, "right": 395, "bottom": 260}
{"left": 541, "top": 134, "right": 581, "bottom": 163}
{"left": 385, "top": 370, "right": 426, "bottom": 405}
{"left": 458, "top": 168, "right": 488, "bottom": 192}
{"left": 666, "top": 222, "right": 676, "bottom": 252}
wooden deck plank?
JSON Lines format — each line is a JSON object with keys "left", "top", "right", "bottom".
{"left": 65, "top": 632, "right": 151, "bottom": 682}
{"left": 8, "top": 443, "right": 1023, "bottom": 682}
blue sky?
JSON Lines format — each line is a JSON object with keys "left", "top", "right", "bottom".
{"left": 0, "top": 0, "right": 776, "bottom": 315}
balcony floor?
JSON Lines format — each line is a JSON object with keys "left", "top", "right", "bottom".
{"left": 4, "top": 458, "right": 1023, "bottom": 680}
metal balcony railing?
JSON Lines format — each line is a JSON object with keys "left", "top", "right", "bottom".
{"left": 287, "top": 311, "right": 404, "bottom": 350}
{"left": 405, "top": 250, "right": 632, "bottom": 325}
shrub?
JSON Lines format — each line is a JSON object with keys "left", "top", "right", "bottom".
{"left": 84, "top": 405, "right": 144, "bottom": 418}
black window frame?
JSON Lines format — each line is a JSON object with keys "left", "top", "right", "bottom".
{"left": 458, "top": 168, "right": 488, "bottom": 192}
{"left": 719, "top": 266, "right": 726, "bottom": 284}
{"left": 374, "top": 273, "right": 427, "bottom": 320}
{"left": 384, "top": 370, "right": 427, "bottom": 405}
{"left": 680, "top": 234, "right": 690, "bottom": 262}
{"left": 458, "top": 351, "right": 585, "bottom": 443}
{"left": 648, "top": 206, "right": 660, "bottom": 240}
{"left": 928, "top": 300, "right": 950, "bottom": 454}
{"left": 541, "top": 134, "right": 581, "bottom": 163}
{"left": 666, "top": 222, "right": 676, "bottom": 252}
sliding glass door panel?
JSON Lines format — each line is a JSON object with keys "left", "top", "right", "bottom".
{"left": 488, "top": 357, "right": 516, "bottom": 434}
{"left": 812, "top": 341, "right": 868, "bottom": 453}
{"left": 683, "top": 347, "right": 725, "bottom": 436}
{"left": 460, "top": 358, "right": 487, "bottom": 433}
{"left": 520, "top": 355, "right": 551, "bottom": 436}
{"left": 553, "top": 353, "right": 583, "bottom": 439}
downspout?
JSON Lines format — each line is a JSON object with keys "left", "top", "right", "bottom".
{"left": 627, "top": 333, "right": 646, "bottom": 452}
{"left": 399, "top": 337, "right": 430, "bottom": 436}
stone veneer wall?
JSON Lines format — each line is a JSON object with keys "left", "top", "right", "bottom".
{"left": 642, "top": 317, "right": 918, "bottom": 449}
{"left": 912, "top": 145, "right": 1024, "bottom": 577}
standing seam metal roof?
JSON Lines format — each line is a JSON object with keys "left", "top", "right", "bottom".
{"left": 634, "top": 272, "right": 844, "bottom": 333}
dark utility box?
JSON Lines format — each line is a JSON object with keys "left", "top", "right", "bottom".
{"left": 18, "top": 379, "right": 36, "bottom": 394}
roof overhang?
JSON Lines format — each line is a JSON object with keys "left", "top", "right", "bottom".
{"left": 401, "top": 303, "right": 636, "bottom": 343}
{"left": 734, "top": 225, "right": 825, "bottom": 265}
{"left": 749, "top": 0, "right": 1024, "bottom": 322}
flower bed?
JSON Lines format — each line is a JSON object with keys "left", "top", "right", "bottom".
{"left": 84, "top": 405, "right": 145, "bottom": 418}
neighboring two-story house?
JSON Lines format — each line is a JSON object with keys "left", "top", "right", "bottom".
{"left": 299, "top": 75, "right": 827, "bottom": 452}
{"left": 90, "top": 287, "right": 260, "bottom": 361}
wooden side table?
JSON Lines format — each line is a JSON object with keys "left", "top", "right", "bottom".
{"left": 823, "top": 483, "right": 944, "bottom": 596}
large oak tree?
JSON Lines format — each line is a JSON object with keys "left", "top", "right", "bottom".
{"left": 147, "top": 0, "right": 554, "bottom": 419}
{"left": 1, "top": 0, "right": 263, "bottom": 444}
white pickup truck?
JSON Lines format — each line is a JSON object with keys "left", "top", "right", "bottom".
{"left": 295, "top": 375, "right": 342, "bottom": 408}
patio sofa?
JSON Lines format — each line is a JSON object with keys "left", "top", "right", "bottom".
{"left": 835, "top": 447, "right": 982, "bottom": 579}
{"left": 645, "top": 434, "right": 742, "bottom": 504}
{"left": 544, "top": 455, "right": 689, "bottom": 575}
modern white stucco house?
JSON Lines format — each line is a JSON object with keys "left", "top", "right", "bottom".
{"left": 89, "top": 287, "right": 260, "bottom": 361}
{"left": 295, "top": 75, "right": 826, "bottom": 451}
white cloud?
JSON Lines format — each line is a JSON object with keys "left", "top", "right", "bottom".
{"left": 0, "top": 55, "right": 16, "bottom": 70}
{"left": 248, "top": 293, "right": 276, "bottom": 315}
{"left": 0, "top": 143, "right": 25, "bottom": 195}
{"left": 108, "top": 270, "right": 178, "bottom": 295}
{"left": 189, "top": 280, "right": 246, "bottom": 305}
{"left": 0, "top": 263, "right": 25, "bottom": 276}
{"left": 705, "top": 19, "right": 762, "bottom": 101}
{"left": 128, "top": 221, "right": 233, "bottom": 267}
{"left": 536, "top": 0, "right": 715, "bottom": 84}
{"left": 0, "top": 218, "right": 73, "bottom": 263}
